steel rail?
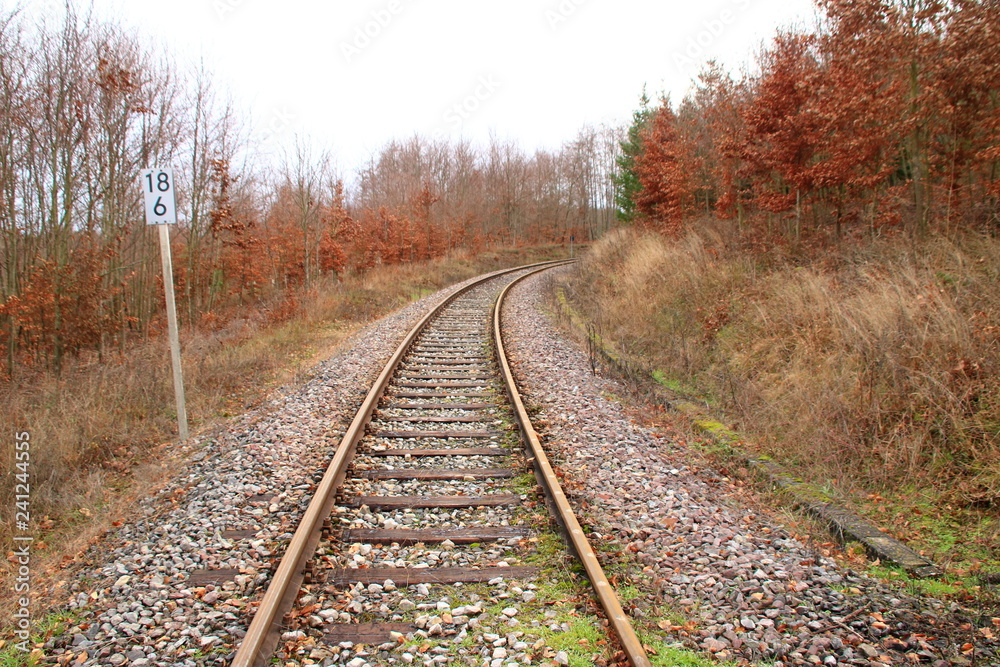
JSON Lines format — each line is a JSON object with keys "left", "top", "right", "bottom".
{"left": 230, "top": 259, "right": 572, "bottom": 667}
{"left": 492, "top": 266, "right": 652, "bottom": 667}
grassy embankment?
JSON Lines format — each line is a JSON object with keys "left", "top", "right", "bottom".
{"left": 0, "top": 245, "right": 570, "bottom": 623}
{"left": 554, "top": 224, "right": 1000, "bottom": 589}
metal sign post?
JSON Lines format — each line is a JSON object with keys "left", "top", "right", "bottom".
{"left": 141, "top": 168, "right": 189, "bottom": 440}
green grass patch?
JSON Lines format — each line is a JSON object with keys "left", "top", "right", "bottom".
{"left": 645, "top": 640, "right": 729, "bottom": 667}
{"left": 857, "top": 485, "right": 1000, "bottom": 598}
{"left": 510, "top": 473, "right": 538, "bottom": 496}
{"left": 0, "top": 610, "right": 79, "bottom": 667}
{"left": 651, "top": 370, "right": 703, "bottom": 401}
{"left": 866, "top": 564, "right": 967, "bottom": 598}
{"left": 520, "top": 532, "right": 721, "bottom": 666}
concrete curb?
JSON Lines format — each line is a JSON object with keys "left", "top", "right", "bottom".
{"left": 552, "top": 287, "right": 942, "bottom": 579}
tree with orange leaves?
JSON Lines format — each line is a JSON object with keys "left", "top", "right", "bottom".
{"left": 634, "top": 100, "right": 694, "bottom": 235}
{"left": 807, "top": 0, "right": 905, "bottom": 236}
{"left": 318, "top": 180, "right": 350, "bottom": 276}
{"left": 929, "top": 0, "right": 1000, "bottom": 229}
{"left": 740, "top": 31, "right": 822, "bottom": 238}
{"left": 411, "top": 184, "right": 441, "bottom": 260}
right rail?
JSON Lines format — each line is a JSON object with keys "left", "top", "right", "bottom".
{"left": 494, "top": 267, "right": 652, "bottom": 667}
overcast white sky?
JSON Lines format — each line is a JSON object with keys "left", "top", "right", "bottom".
{"left": 28, "top": 0, "right": 819, "bottom": 175}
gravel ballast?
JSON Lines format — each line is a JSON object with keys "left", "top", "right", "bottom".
{"left": 273, "top": 276, "right": 601, "bottom": 667}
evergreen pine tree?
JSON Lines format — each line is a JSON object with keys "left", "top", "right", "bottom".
{"left": 613, "top": 90, "right": 653, "bottom": 222}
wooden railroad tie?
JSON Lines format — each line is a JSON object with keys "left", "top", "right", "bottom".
{"left": 347, "top": 495, "right": 521, "bottom": 509}
{"left": 323, "top": 623, "right": 416, "bottom": 646}
{"left": 323, "top": 566, "right": 540, "bottom": 586}
{"left": 407, "top": 354, "right": 489, "bottom": 360}
{"left": 397, "top": 381, "right": 491, "bottom": 388}
{"left": 399, "top": 373, "right": 493, "bottom": 380}
{"left": 369, "top": 447, "right": 508, "bottom": 457}
{"left": 359, "top": 468, "right": 516, "bottom": 480}
{"left": 187, "top": 568, "right": 240, "bottom": 586}
{"left": 404, "top": 361, "right": 489, "bottom": 368}
{"left": 389, "top": 392, "right": 493, "bottom": 400}
{"left": 221, "top": 529, "right": 259, "bottom": 540}
{"left": 378, "top": 415, "right": 485, "bottom": 423}
{"left": 383, "top": 402, "right": 493, "bottom": 410}
{"left": 339, "top": 526, "right": 531, "bottom": 545}
{"left": 375, "top": 430, "right": 496, "bottom": 439}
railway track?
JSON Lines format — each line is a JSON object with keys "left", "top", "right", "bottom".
{"left": 231, "top": 262, "right": 650, "bottom": 667}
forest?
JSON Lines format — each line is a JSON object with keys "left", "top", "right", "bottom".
{"left": 0, "top": 6, "right": 620, "bottom": 379}
{"left": 621, "top": 0, "right": 998, "bottom": 241}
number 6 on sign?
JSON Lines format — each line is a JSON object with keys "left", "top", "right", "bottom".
{"left": 141, "top": 168, "right": 178, "bottom": 225}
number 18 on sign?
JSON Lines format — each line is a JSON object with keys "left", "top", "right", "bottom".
{"left": 141, "top": 168, "right": 188, "bottom": 440}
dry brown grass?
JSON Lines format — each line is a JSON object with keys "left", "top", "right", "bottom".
{"left": 0, "top": 244, "right": 570, "bottom": 616}
{"left": 562, "top": 225, "right": 1000, "bottom": 499}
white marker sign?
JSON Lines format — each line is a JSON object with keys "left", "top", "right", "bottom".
{"left": 140, "top": 167, "right": 188, "bottom": 440}
{"left": 141, "top": 168, "right": 178, "bottom": 225}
